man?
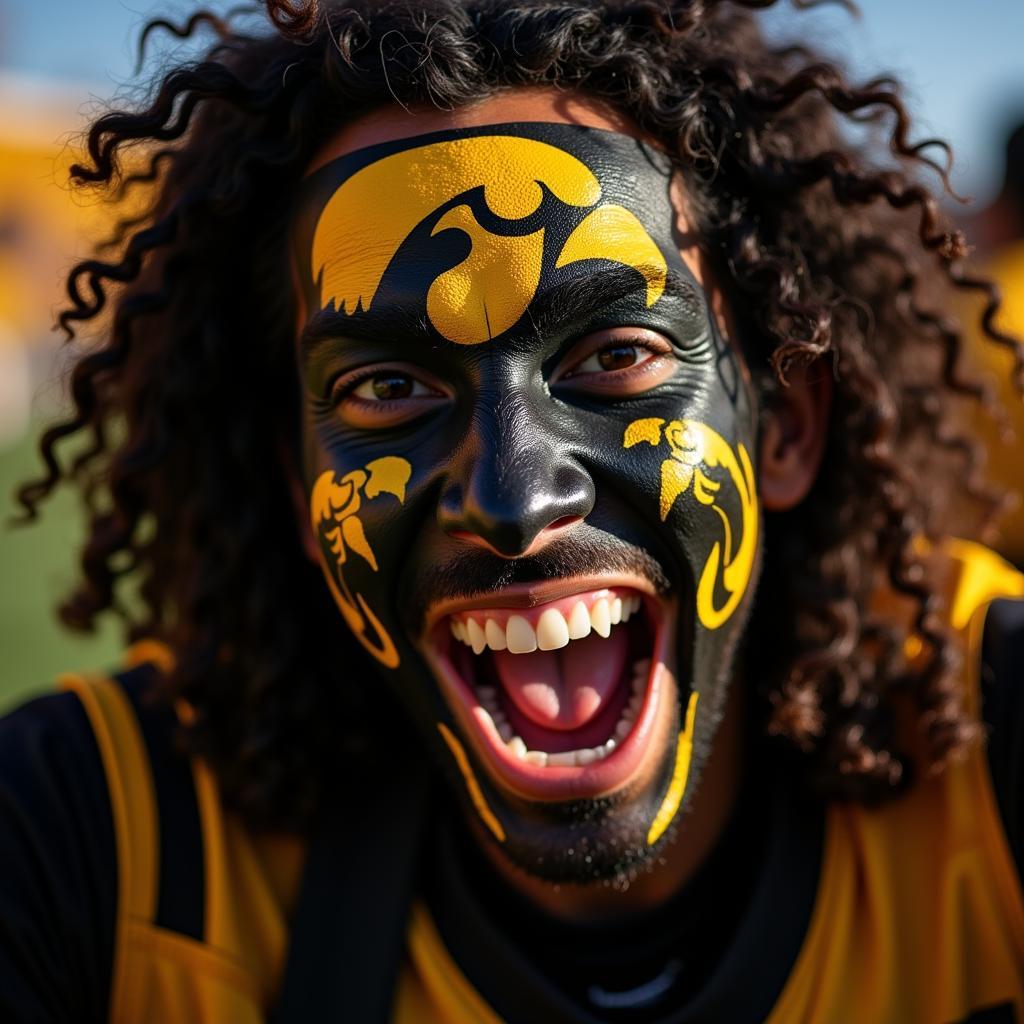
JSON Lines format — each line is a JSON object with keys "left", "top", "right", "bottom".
{"left": 4, "top": 0, "right": 1024, "bottom": 1020}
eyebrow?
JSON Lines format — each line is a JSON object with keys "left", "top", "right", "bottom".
{"left": 298, "top": 302, "right": 424, "bottom": 362}
{"left": 523, "top": 265, "right": 702, "bottom": 341}
{"left": 298, "top": 264, "right": 703, "bottom": 360}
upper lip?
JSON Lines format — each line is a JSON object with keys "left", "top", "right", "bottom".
{"left": 419, "top": 572, "right": 662, "bottom": 639}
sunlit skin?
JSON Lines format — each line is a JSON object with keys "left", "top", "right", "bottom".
{"left": 290, "top": 90, "right": 829, "bottom": 921}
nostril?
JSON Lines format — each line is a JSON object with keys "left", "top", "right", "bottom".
{"left": 547, "top": 515, "right": 583, "bottom": 533}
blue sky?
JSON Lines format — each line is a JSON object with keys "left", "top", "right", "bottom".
{"left": 3, "top": 0, "right": 1023, "bottom": 204}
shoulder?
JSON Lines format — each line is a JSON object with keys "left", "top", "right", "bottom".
{"left": 980, "top": 595, "right": 1024, "bottom": 879}
{"left": 937, "top": 540, "right": 1024, "bottom": 877}
{"left": 0, "top": 654, "right": 188, "bottom": 1021}
{"left": 0, "top": 682, "right": 119, "bottom": 861}
{"left": 0, "top": 683, "right": 105, "bottom": 787}
{"left": 56, "top": 656, "right": 206, "bottom": 941}
{"left": 0, "top": 685, "right": 117, "bottom": 1021}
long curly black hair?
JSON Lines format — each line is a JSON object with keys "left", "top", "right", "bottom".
{"left": 17, "top": 0, "right": 1024, "bottom": 829}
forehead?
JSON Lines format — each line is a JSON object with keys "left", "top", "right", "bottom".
{"left": 291, "top": 123, "right": 689, "bottom": 348}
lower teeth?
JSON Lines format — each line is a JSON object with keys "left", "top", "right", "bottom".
{"left": 477, "top": 658, "right": 651, "bottom": 767}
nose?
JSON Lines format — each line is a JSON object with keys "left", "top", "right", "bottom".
{"left": 438, "top": 400, "right": 595, "bottom": 558}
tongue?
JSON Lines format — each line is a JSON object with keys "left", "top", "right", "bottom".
{"left": 491, "top": 628, "right": 629, "bottom": 731}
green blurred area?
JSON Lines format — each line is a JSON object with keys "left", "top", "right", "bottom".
{"left": 0, "top": 417, "right": 121, "bottom": 713}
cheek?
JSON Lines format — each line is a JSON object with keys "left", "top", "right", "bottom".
{"left": 307, "top": 452, "right": 414, "bottom": 670}
{"left": 619, "top": 416, "right": 760, "bottom": 633}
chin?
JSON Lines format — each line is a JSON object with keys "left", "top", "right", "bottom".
{"left": 419, "top": 575, "right": 707, "bottom": 884}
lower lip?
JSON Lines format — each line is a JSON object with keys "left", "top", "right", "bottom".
{"left": 423, "top": 608, "right": 675, "bottom": 802}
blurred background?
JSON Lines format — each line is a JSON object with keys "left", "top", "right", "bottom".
{"left": 1, "top": 0, "right": 1023, "bottom": 709}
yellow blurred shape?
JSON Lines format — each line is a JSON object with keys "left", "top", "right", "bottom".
{"left": 0, "top": 74, "right": 144, "bottom": 342}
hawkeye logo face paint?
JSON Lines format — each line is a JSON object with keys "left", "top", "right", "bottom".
{"left": 648, "top": 690, "right": 699, "bottom": 845}
{"left": 624, "top": 418, "right": 758, "bottom": 630}
{"left": 310, "top": 457, "right": 412, "bottom": 668}
{"left": 437, "top": 722, "right": 506, "bottom": 843}
{"left": 309, "top": 135, "right": 667, "bottom": 345}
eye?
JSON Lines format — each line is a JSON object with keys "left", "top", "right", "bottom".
{"left": 574, "top": 343, "right": 653, "bottom": 375}
{"left": 329, "top": 363, "right": 449, "bottom": 429}
{"left": 554, "top": 328, "right": 677, "bottom": 397}
{"left": 352, "top": 371, "right": 432, "bottom": 402}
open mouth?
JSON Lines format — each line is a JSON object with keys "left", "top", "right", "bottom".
{"left": 421, "top": 580, "right": 676, "bottom": 802}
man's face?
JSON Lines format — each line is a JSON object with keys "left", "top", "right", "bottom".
{"left": 291, "top": 107, "right": 760, "bottom": 883}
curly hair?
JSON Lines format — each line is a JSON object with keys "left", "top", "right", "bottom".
{"left": 16, "top": 0, "right": 1024, "bottom": 829}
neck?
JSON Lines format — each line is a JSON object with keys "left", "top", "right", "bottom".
{"left": 469, "top": 684, "right": 745, "bottom": 925}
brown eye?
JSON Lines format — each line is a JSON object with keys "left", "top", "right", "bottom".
{"left": 597, "top": 345, "right": 640, "bottom": 371}
{"left": 554, "top": 328, "right": 677, "bottom": 397}
{"left": 333, "top": 363, "right": 449, "bottom": 429}
{"left": 351, "top": 371, "right": 429, "bottom": 402}
{"left": 575, "top": 343, "right": 652, "bottom": 375}
{"left": 369, "top": 373, "right": 413, "bottom": 400}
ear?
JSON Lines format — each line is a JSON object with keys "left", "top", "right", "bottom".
{"left": 758, "top": 359, "right": 832, "bottom": 511}
{"left": 279, "top": 440, "right": 320, "bottom": 563}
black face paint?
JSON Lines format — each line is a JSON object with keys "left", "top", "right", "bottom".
{"left": 292, "top": 123, "right": 759, "bottom": 883}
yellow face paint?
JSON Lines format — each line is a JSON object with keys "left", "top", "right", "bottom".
{"left": 647, "top": 690, "right": 700, "bottom": 845}
{"left": 310, "top": 135, "right": 667, "bottom": 345}
{"left": 426, "top": 203, "right": 546, "bottom": 344}
{"left": 624, "top": 418, "right": 758, "bottom": 630}
{"left": 310, "top": 455, "right": 412, "bottom": 668}
{"left": 437, "top": 721, "right": 506, "bottom": 843}
{"left": 555, "top": 203, "right": 666, "bottom": 307}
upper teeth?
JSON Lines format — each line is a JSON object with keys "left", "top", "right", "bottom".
{"left": 449, "top": 594, "right": 642, "bottom": 654}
